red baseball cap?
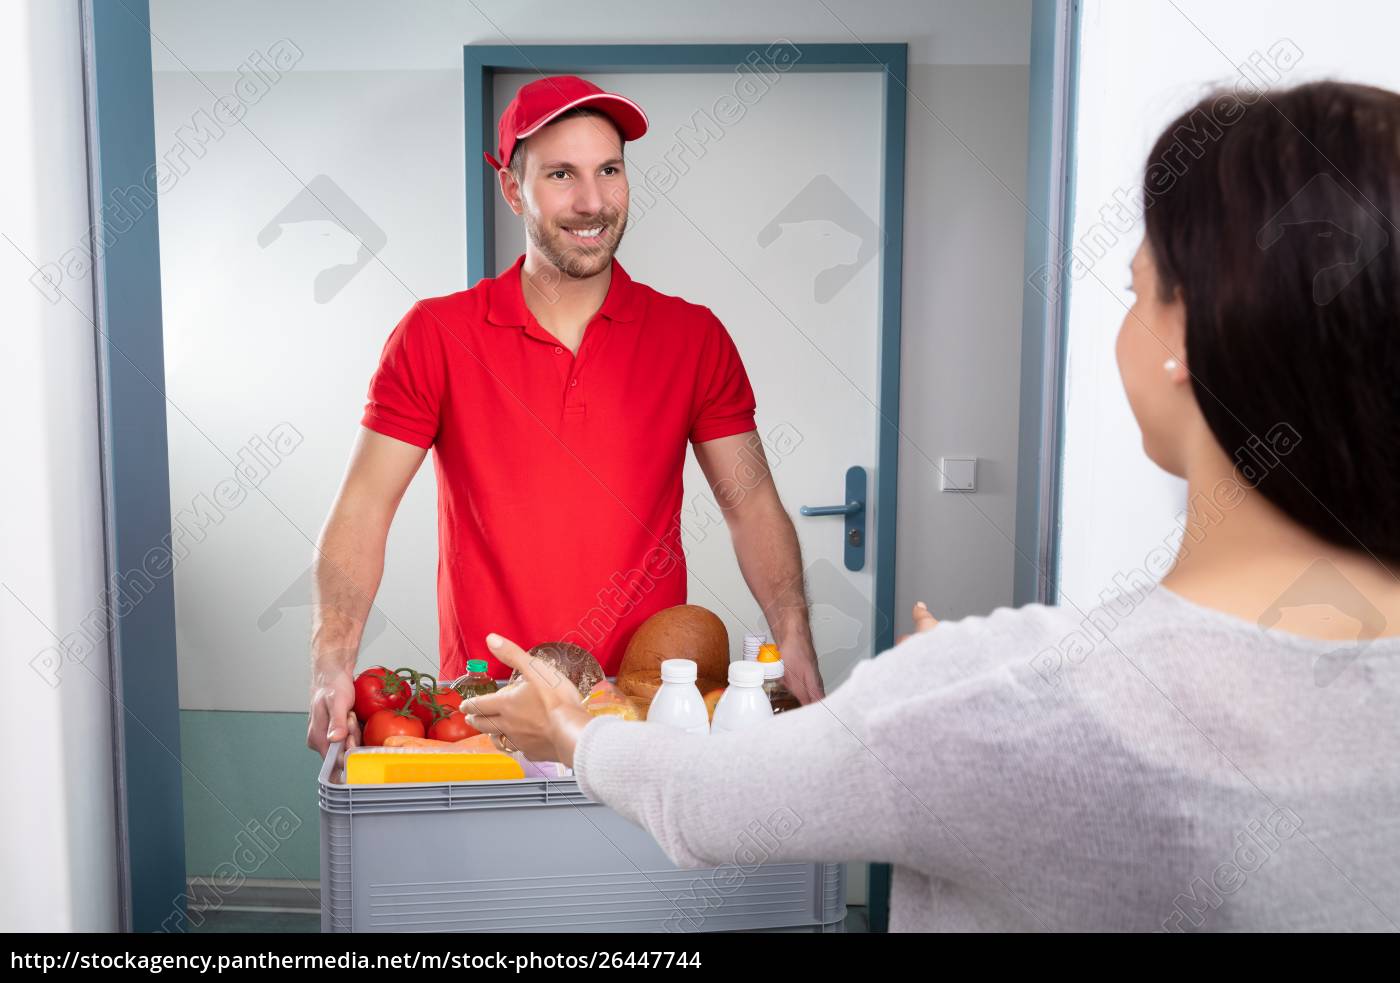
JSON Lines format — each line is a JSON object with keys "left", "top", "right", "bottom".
{"left": 484, "top": 75, "right": 649, "bottom": 173}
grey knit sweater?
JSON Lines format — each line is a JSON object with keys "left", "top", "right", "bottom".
{"left": 573, "top": 585, "right": 1400, "bottom": 931}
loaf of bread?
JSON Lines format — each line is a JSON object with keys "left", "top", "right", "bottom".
{"left": 617, "top": 605, "right": 730, "bottom": 716}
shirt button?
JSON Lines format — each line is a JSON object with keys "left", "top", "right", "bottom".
{"left": 554, "top": 346, "right": 563, "bottom": 355}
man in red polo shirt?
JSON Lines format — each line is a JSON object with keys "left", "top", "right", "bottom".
{"left": 308, "top": 76, "right": 822, "bottom": 756}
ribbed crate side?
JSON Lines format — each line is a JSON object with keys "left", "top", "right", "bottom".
{"left": 818, "top": 863, "right": 847, "bottom": 923}
{"left": 364, "top": 865, "right": 821, "bottom": 933}
{"left": 316, "top": 760, "right": 847, "bottom": 934}
{"left": 319, "top": 807, "right": 354, "bottom": 932}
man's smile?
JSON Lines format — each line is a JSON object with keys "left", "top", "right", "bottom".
{"left": 562, "top": 223, "right": 607, "bottom": 242}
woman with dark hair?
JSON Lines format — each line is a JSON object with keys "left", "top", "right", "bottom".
{"left": 468, "top": 81, "right": 1400, "bottom": 932}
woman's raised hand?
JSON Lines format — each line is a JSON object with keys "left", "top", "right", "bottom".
{"left": 896, "top": 601, "right": 940, "bottom": 645}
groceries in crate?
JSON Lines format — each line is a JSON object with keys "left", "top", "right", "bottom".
{"left": 345, "top": 748, "right": 525, "bottom": 784}
{"left": 711, "top": 660, "right": 775, "bottom": 733}
{"left": 352, "top": 663, "right": 500, "bottom": 746}
{"left": 581, "top": 680, "right": 644, "bottom": 720}
{"left": 617, "top": 604, "right": 729, "bottom": 718}
{"left": 646, "top": 659, "right": 712, "bottom": 735}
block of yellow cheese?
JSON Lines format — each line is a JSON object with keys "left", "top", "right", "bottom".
{"left": 345, "top": 750, "right": 525, "bottom": 785}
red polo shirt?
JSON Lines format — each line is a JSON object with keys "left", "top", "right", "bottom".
{"left": 361, "top": 253, "right": 757, "bottom": 679}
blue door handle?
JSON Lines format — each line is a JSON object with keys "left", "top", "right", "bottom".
{"left": 799, "top": 501, "right": 863, "bottom": 517}
{"left": 799, "top": 466, "right": 867, "bottom": 571}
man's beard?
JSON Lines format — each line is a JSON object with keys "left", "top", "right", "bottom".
{"left": 524, "top": 207, "right": 627, "bottom": 280}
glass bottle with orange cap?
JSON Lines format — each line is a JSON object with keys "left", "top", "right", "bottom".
{"left": 756, "top": 643, "right": 801, "bottom": 714}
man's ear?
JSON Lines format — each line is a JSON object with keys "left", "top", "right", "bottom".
{"left": 498, "top": 168, "right": 524, "bottom": 217}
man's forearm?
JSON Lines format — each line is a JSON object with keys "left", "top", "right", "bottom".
{"left": 728, "top": 502, "right": 812, "bottom": 648}
{"left": 311, "top": 507, "right": 389, "bottom": 672}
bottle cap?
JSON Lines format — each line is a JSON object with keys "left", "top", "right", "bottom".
{"left": 466, "top": 659, "right": 488, "bottom": 673}
{"left": 660, "top": 658, "right": 698, "bottom": 683}
{"left": 757, "top": 643, "right": 781, "bottom": 663}
{"left": 761, "top": 659, "right": 786, "bottom": 680}
{"left": 728, "top": 661, "right": 765, "bottom": 687}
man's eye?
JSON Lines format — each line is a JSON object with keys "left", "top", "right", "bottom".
{"left": 550, "top": 170, "right": 568, "bottom": 179}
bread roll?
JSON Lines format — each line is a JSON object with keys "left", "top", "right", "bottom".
{"left": 511, "top": 641, "right": 605, "bottom": 698}
{"left": 617, "top": 605, "right": 730, "bottom": 716}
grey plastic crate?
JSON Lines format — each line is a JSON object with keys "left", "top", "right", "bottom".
{"left": 318, "top": 742, "right": 846, "bottom": 933}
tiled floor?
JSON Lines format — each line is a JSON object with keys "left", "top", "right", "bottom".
{"left": 190, "top": 906, "right": 869, "bottom": 933}
{"left": 189, "top": 908, "right": 320, "bottom": 933}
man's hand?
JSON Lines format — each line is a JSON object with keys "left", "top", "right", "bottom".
{"left": 895, "top": 601, "right": 939, "bottom": 644}
{"left": 307, "top": 662, "right": 359, "bottom": 759}
{"left": 464, "top": 634, "right": 593, "bottom": 768}
{"left": 775, "top": 633, "right": 825, "bottom": 704}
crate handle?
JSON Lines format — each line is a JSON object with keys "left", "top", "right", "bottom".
{"left": 319, "top": 740, "right": 344, "bottom": 786}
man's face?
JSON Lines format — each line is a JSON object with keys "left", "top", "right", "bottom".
{"left": 509, "top": 114, "right": 629, "bottom": 280}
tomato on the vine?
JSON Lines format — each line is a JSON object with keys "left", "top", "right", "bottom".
{"left": 434, "top": 688, "right": 464, "bottom": 715}
{"left": 362, "top": 708, "right": 425, "bottom": 746}
{"left": 408, "top": 685, "right": 461, "bottom": 728}
{"left": 353, "top": 667, "right": 408, "bottom": 724}
{"left": 428, "top": 711, "right": 478, "bottom": 742}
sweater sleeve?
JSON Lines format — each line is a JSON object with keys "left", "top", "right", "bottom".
{"left": 570, "top": 604, "right": 1094, "bottom": 886}
{"left": 572, "top": 655, "right": 931, "bottom": 870}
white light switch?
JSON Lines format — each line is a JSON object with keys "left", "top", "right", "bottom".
{"left": 940, "top": 457, "right": 977, "bottom": 492}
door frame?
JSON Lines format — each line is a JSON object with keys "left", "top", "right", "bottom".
{"left": 1016, "top": 0, "right": 1082, "bottom": 607}
{"left": 466, "top": 42, "right": 908, "bottom": 929}
{"left": 81, "top": 0, "right": 185, "bottom": 933}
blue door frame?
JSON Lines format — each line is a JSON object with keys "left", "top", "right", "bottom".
{"left": 1015, "top": 0, "right": 1082, "bottom": 609}
{"left": 465, "top": 42, "right": 908, "bottom": 929}
{"left": 81, "top": 0, "right": 185, "bottom": 933}
{"left": 84, "top": 6, "right": 1078, "bottom": 937}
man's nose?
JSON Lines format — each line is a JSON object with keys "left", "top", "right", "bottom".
{"left": 572, "top": 175, "right": 605, "bottom": 217}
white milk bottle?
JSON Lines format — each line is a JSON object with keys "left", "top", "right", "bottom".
{"left": 646, "top": 659, "right": 710, "bottom": 736}
{"left": 710, "top": 660, "right": 774, "bottom": 734}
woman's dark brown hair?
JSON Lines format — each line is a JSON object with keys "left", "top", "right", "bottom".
{"left": 1143, "top": 80, "right": 1400, "bottom": 563}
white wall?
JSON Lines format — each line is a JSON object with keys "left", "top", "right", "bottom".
{"left": 895, "top": 62, "right": 1029, "bottom": 626}
{"left": 0, "top": 0, "right": 121, "bottom": 932}
{"left": 1056, "top": 0, "right": 1400, "bottom": 608}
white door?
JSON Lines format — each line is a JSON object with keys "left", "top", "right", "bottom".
{"left": 494, "top": 68, "right": 891, "bottom": 904}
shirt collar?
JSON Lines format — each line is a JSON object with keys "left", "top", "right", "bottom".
{"left": 486, "top": 253, "right": 638, "bottom": 330}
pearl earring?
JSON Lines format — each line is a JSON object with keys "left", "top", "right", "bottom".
{"left": 1163, "top": 358, "right": 1179, "bottom": 371}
